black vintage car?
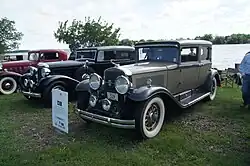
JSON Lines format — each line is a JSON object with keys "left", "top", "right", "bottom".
{"left": 74, "top": 40, "right": 221, "bottom": 139}
{"left": 19, "top": 46, "right": 135, "bottom": 106}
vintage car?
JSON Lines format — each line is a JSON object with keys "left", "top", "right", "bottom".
{"left": 20, "top": 46, "right": 135, "bottom": 106}
{"left": 0, "top": 49, "right": 69, "bottom": 95}
{"left": 74, "top": 40, "right": 221, "bottom": 139}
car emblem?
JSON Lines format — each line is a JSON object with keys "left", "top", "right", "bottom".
{"left": 108, "top": 80, "right": 112, "bottom": 86}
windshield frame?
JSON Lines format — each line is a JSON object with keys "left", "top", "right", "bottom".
{"left": 75, "top": 49, "right": 97, "bottom": 61}
{"left": 28, "top": 52, "right": 40, "bottom": 61}
{"left": 135, "top": 45, "right": 180, "bottom": 64}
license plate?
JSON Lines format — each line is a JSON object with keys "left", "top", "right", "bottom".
{"left": 107, "top": 92, "right": 118, "bottom": 101}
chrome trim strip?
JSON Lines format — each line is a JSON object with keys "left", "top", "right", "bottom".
{"left": 22, "top": 91, "right": 42, "bottom": 98}
{"left": 75, "top": 109, "right": 135, "bottom": 129}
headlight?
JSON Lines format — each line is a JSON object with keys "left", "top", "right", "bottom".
{"left": 89, "top": 73, "right": 102, "bottom": 90}
{"left": 89, "top": 95, "right": 97, "bottom": 107}
{"left": 115, "top": 76, "right": 130, "bottom": 94}
{"left": 29, "top": 66, "right": 37, "bottom": 75}
{"left": 41, "top": 68, "right": 51, "bottom": 77}
{"left": 0, "top": 63, "right": 2, "bottom": 70}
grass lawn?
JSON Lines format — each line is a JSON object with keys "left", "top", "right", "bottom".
{"left": 0, "top": 86, "right": 249, "bottom": 166}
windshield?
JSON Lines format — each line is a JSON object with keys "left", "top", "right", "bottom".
{"left": 137, "top": 47, "right": 179, "bottom": 63}
{"left": 76, "top": 50, "right": 96, "bottom": 60}
{"left": 28, "top": 52, "right": 39, "bottom": 61}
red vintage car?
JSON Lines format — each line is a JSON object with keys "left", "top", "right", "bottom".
{"left": 0, "top": 49, "right": 69, "bottom": 95}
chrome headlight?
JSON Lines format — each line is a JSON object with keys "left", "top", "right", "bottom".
{"left": 115, "top": 76, "right": 130, "bottom": 95}
{"left": 41, "top": 68, "right": 51, "bottom": 77}
{"left": 89, "top": 73, "right": 102, "bottom": 90}
{"left": 89, "top": 95, "right": 97, "bottom": 107}
{"left": 29, "top": 66, "right": 37, "bottom": 75}
{"left": 0, "top": 63, "right": 2, "bottom": 70}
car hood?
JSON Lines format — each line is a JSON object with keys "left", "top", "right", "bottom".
{"left": 45, "top": 60, "right": 85, "bottom": 68}
{"left": 2, "top": 60, "right": 33, "bottom": 68}
{"left": 119, "top": 62, "right": 178, "bottom": 75}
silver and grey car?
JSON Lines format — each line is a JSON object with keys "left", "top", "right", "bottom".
{"left": 74, "top": 40, "right": 221, "bottom": 139}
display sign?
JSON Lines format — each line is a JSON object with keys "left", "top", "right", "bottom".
{"left": 52, "top": 89, "right": 68, "bottom": 133}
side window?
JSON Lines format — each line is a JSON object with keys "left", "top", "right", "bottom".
{"left": 40, "top": 52, "right": 59, "bottom": 60}
{"left": 200, "top": 47, "right": 210, "bottom": 61}
{"left": 97, "top": 51, "right": 104, "bottom": 62}
{"left": 181, "top": 47, "right": 198, "bottom": 62}
{"left": 103, "top": 51, "right": 116, "bottom": 61}
{"left": 115, "top": 51, "right": 133, "bottom": 60}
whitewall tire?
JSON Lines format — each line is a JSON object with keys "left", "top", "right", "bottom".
{"left": 135, "top": 96, "right": 165, "bottom": 139}
{"left": 208, "top": 77, "right": 217, "bottom": 101}
{"left": 0, "top": 77, "right": 17, "bottom": 95}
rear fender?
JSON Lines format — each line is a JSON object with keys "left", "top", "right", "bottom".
{"left": 128, "top": 86, "right": 183, "bottom": 108}
{"left": 210, "top": 69, "right": 221, "bottom": 87}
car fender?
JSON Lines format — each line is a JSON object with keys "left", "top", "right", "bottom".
{"left": 75, "top": 79, "right": 90, "bottom": 92}
{"left": 39, "top": 75, "right": 80, "bottom": 89}
{"left": 210, "top": 68, "right": 221, "bottom": 86}
{"left": 0, "top": 71, "right": 22, "bottom": 84}
{"left": 127, "top": 85, "right": 183, "bottom": 107}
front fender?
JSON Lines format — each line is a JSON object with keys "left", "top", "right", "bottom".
{"left": 0, "top": 71, "right": 22, "bottom": 77}
{"left": 39, "top": 75, "right": 80, "bottom": 88}
{"left": 127, "top": 85, "right": 182, "bottom": 107}
{"left": 75, "top": 79, "right": 90, "bottom": 92}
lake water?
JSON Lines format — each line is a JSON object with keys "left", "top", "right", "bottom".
{"left": 212, "top": 44, "right": 250, "bottom": 70}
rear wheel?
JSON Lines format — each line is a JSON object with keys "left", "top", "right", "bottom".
{"left": 135, "top": 96, "right": 165, "bottom": 139}
{"left": 0, "top": 77, "right": 17, "bottom": 95}
{"left": 205, "top": 77, "right": 217, "bottom": 101}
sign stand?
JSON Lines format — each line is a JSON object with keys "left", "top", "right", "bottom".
{"left": 52, "top": 89, "right": 69, "bottom": 134}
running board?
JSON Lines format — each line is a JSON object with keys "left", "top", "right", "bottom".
{"left": 180, "top": 92, "right": 210, "bottom": 107}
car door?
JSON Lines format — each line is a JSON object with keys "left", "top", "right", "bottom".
{"left": 198, "top": 46, "right": 212, "bottom": 85}
{"left": 179, "top": 47, "right": 200, "bottom": 92}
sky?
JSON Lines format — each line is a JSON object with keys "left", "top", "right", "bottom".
{"left": 1, "top": 0, "right": 250, "bottom": 50}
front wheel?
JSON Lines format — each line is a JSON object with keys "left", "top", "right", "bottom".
{"left": 135, "top": 96, "right": 165, "bottom": 139}
{"left": 0, "top": 77, "right": 18, "bottom": 95}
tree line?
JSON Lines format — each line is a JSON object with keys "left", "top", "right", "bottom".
{"left": 1, "top": 16, "right": 250, "bottom": 53}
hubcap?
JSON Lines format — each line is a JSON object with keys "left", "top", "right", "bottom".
{"left": 145, "top": 103, "right": 160, "bottom": 131}
{"left": 2, "top": 80, "right": 14, "bottom": 91}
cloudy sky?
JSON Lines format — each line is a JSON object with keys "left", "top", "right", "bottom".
{"left": 1, "top": 0, "right": 250, "bottom": 50}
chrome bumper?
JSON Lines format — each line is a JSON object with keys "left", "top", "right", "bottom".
{"left": 22, "top": 91, "right": 42, "bottom": 98}
{"left": 75, "top": 108, "right": 135, "bottom": 129}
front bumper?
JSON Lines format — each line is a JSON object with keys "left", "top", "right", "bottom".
{"left": 22, "top": 91, "right": 42, "bottom": 98}
{"left": 75, "top": 108, "right": 135, "bottom": 129}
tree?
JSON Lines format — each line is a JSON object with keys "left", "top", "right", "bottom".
{"left": 0, "top": 17, "right": 23, "bottom": 53}
{"left": 54, "top": 16, "right": 121, "bottom": 47}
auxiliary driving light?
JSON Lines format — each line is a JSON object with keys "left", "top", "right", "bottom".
{"left": 102, "top": 98, "right": 111, "bottom": 111}
{"left": 89, "top": 95, "right": 97, "bottom": 107}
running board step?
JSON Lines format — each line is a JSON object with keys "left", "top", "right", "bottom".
{"left": 180, "top": 92, "right": 210, "bottom": 107}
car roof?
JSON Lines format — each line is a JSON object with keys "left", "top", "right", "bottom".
{"left": 135, "top": 40, "right": 212, "bottom": 47}
{"left": 77, "top": 46, "right": 135, "bottom": 51}
{"left": 28, "top": 49, "right": 68, "bottom": 53}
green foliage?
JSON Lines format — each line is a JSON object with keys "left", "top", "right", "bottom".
{"left": 54, "top": 16, "right": 121, "bottom": 47}
{"left": 194, "top": 33, "right": 250, "bottom": 44}
{"left": 0, "top": 17, "right": 23, "bottom": 54}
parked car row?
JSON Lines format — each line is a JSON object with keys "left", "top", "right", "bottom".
{"left": 0, "top": 40, "right": 221, "bottom": 139}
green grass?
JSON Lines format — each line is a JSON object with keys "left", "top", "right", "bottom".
{"left": 0, "top": 86, "right": 249, "bottom": 166}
